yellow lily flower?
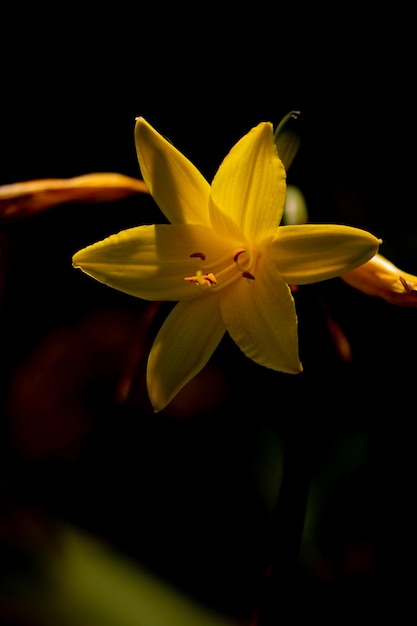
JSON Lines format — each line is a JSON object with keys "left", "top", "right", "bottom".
{"left": 73, "top": 118, "right": 380, "bottom": 412}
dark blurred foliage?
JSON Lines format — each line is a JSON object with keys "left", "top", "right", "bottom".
{"left": 0, "top": 4, "right": 415, "bottom": 624}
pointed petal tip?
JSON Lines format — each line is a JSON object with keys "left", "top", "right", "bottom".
{"left": 71, "top": 252, "right": 82, "bottom": 268}
{"left": 72, "top": 247, "right": 89, "bottom": 269}
{"left": 276, "top": 359, "right": 303, "bottom": 375}
{"left": 134, "top": 117, "right": 152, "bottom": 139}
{"left": 147, "top": 380, "right": 176, "bottom": 414}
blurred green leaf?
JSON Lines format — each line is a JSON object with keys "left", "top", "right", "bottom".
{"left": 2, "top": 524, "right": 246, "bottom": 626}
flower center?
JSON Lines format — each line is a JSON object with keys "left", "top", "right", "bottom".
{"left": 184, "top": 248, "right": 255, "bottom": 287}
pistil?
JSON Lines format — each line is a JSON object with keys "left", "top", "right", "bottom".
{"left": 184, "top": 270, "right": 217, "bottom": 287}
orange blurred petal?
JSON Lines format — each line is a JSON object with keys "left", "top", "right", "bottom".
{"left": 341, "top": 253, "right": 417, "bottom": 307}
{"left": 0, "top": 173, "right": 149, "bottom": 222}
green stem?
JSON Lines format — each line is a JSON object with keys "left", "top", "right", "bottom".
{"left": 257, "top": 428, "right": 311, "bottom": 625}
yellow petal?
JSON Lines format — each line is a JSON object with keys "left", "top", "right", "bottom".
{"left": 272, "top": 224, "right": 381, "bottom": 285}
{"left": 135, "top": 117, "right": 211, "bottom": 225}
{"left": 210, "top": 122, "right": 286, "bottom": 243}
{"left": 219, "top": 261, "right": 302, "bottom": 373}
{"left": 147, "top": 299, "right": 226, "bottom": 412}
{"left": 72, "top": 223, "right": 229, "bottom": 301}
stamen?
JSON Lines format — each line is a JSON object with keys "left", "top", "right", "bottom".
{"left": 242, "top": 271, "right": 255, "bottom": 280}
{"left": 233, "top": 248, "right": 249, "bottom": 273}
{"left": 190, "top": 252, "right": 206, "bottom": 260}
{"left": 203, "top": 273, "right": 217, "bottom": 285}
{"left": 233, "top": 248, "right": 255, "bottom": 279}
{"left": 233, "top": 248, "right": 246, "bottom": 267}
{"left": 399, "top": 276, "right": 417, "bottom": 296}
{"left": 184, "top": 270, "right": 217, "bottom": 287}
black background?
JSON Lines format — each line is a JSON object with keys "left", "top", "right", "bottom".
{"left": 0, "top": 5, "right": 415, "bottom": 624}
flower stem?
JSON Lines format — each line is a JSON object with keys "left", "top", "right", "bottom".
{"left": 257, "top": 427, "right": 311, "bottom": 625}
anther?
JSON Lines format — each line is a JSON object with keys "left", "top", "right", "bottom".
{"left": 399, "top": 276, "right": 417, "bottom": 295}
{"left": 233, "top": 248, "right": 246, "bottom": 263}
{"left": 190, "top": 252, "right": 206, "bottom": 260}
{"left": 233, "top": 247, "right": 250, "bottom": 273}
{"left": 233, "top": 248, "right": 254, "bottom": 278}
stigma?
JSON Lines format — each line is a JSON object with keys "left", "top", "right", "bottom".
{"left": 184, "top": 270, "right": 217, "bottom": 287}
